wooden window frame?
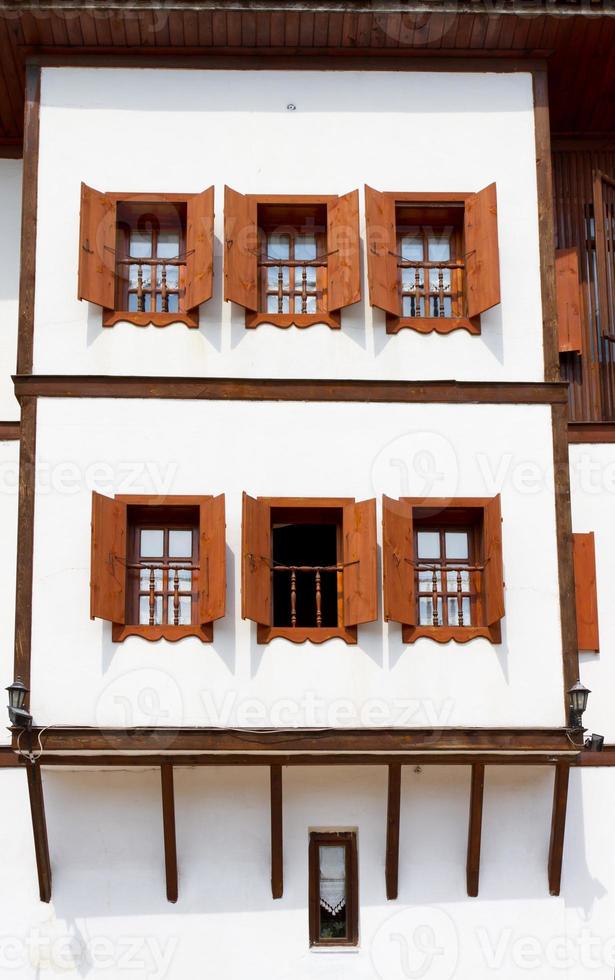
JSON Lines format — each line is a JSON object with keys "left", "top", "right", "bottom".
{"left": 247, "top": 195, "right": 341, "bottom": 331}
{"left": 308, "top": 831, "right": 358, "bottom": 948}
{"left": 415, "top": 518, "right": 482, "bottom": 630}
{"left": 103, "top": 193, "right": 199, "bottom": 329}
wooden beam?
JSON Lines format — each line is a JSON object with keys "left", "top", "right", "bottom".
{"left": 466, "top": 763, "right": 485, "bottom": 897}
{"left": 26, "top": 761, "right": 51, "bottom": 903}
{"left": 16, "top": 64, "right": 40, "bottom": 376}
{"left": 13, "top": 396, "right": 36, "bottom": 693}
{"left": 160, "top": 763, "right": 178, "bottom": 903}
{"left": 270, "top": 764, "right": 283, "bottom": 899}
{"left": 548, "top": 761, "right": 570, "bottom": 896}
{"left": 385, "top": 763, "right": 401, "bottom": 900}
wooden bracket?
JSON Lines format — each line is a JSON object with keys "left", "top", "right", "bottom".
{"left": 385, "top": 763, "right": 401, "bottom": 900}
{"left": 160, "top": 763, "right": 178, "bottom": 903}
{"left": 26, "top": 760, "right": 52, "bottom": 903}
{"left": 548, "top": 761, "right": 570, "bottom": 896}
{"left": 466, "top": 762, "right": 485, "bottom": 897}
{"left": 270, "top": 765, "right": 283, "bottom": 899}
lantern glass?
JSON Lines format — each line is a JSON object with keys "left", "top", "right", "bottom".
{"left": 569, "top": 681, "right": 590, "bottom": 714}
{"left": 6, "top": 679, "right": 28, "bottom": 710}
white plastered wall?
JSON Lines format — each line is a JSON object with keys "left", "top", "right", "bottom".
{"left": 0, "top": 438, "right": 18, "bottom": 745}
{"left": 0, "top": 158, "right": 21, "bottom": 419}
{"left": 570, "top": 442, "right": 615, "bottom": 741}
{"left": 0, "top": 764, "right": 613, "bottom": 979}
{"left": 33, "top": 67, "right": 543, "bottom": 382}
{"left": 29, "top": 397, "right": 564, "bottom": 728}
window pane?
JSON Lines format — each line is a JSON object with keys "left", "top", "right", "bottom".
{"left": 169, "top": 530, "right": 192, "bottom": 558}
{"left": 157, "top": 266, "right": 179, "bottom": 289}
{"left": 401, "top": 235, "right": 423, "bottom": 261}
{"left": 140, "top": 565, "right": 163, "bottom": 590}
{"left": 167, "top": 595, "right": 192, "bottom": 625}
{"left": 267, "top": 234, "right": 290, "bottom": 261}
{"left": 140, "top": 529, "right": 164, "bottom": 557}
{"left": 157, "top": 231, "right": 180, "bottom": 259}
{"left": 402, "top": 294, "right": 424, "bottom": 318}
{"left": 447, "top": 596, "right": 472, "bottom": 626}
{"left": 267, "top": 294, "right": 289, "bottom": 314}
{"left": 419, "top": 596, "right": 442, "bottom": 626}
{"left": 295, "top": 235, "right": 317, "bottom": 261}
{"left": 129, "top": 230, "right": 152, "bottom": 259}
{"left": 167, "top": 294, "right": 179, "bottom": 313}
{"left": 319, "top": 845, "right": 347, "bottom": 940}
{"left": 139, "top": 595, "right": 162, "bottom": 625}
{"left": 446, "top": 569, "right": 470, "bottom": 592}
{"left": 418, "top": 569, "right": 441, "bottom": 590}
{"left": 428, "top": 235, "right": 451, "bottom": 262}
{"left": 445, "top": 532, "right": 469, "bottom": 560}
{"left": 417, "top": 531, "right": 440, "bottom": 559}
{"left": 294, "top": 294, "right": 317, "bottom": 314}
{"left": 267, "top": 266, "right": 290, "bottom": 290}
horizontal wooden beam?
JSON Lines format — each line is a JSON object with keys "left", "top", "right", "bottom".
{"left": 0, "top": 421, "right": 20, "bottom": 440}
{"left": 13, "top": 375, "right": 569, "bottom": 406}
{"left": 466, "top": 763, "right": 485, "bottom": 897}
{"left": 568, "top": 422, "right": 615, "bottom": 443}
{"left": 270, "top": 765, "right": 283, "bottom": 899}
{"left": 18, "top": 726, "right": 576, "bottom": 755}
{"left": 548, "top": 761, "right": 570, "bottom": 896}
{"left": 385, "top": 763, "right": 401, "bottom": 900}
{"left": 26, "top": 761, "right": 52, "bottom": 903}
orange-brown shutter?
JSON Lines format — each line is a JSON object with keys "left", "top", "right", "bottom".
{"left": 78, "top": 182, "right": 116, "bottom": 309}
{"left": 573, "top": 532, "right": 599, "bottom": 652}
{"left": 365, "top": 185, "right": 401, "bottom": 318}
{"left": 90, "top": 491, "right": 127, "bottom": 623}
{"left": 198, "top": 494, "right": 226, "bottom": 623}
{"left": 241, "top": 492, "right": 272, "bottom": 625}
{"left": 186, "top": 186, "right": 214, "bottom": 312}
{"left": 555, "top": 248, "right": 583, "bottom": 354}
{"left": 482, "top": 494, "right": 505, "bottom": 626}
{"left": 382, "top": 496, "right": 415, "bottom": 625}
{"left": 343, "top": 498, "right": 378, "bottom": 626}
{"left": 464, "top": 182, "right": 500, "bottom": 318}
{"left": 224, "top": 186, "right": 258, "bottom": 310}
{"left": 327, "top": 189, "right": 361, "bottom": 313}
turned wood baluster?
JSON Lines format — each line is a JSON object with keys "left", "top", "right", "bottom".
{"left": 290, "top": 569, "right": 297, "bottom": 627}
{"left": 149, "top": 566, "right": 155, "bottom": 625}
{"left": 301, "top": 265, "right": 308, "bottom": 314}
{"left": 173, "top": 567, "right": 180, "bottom": 626}
{"left": 457, "top": 570, "right": 464, "bottom": 626}
{"left": 414, "top": 267, "right": 421, "bottom": 317}
{"left": 438, "top": 268, "right": 445, "bottom": 317}
{"left": 277, "top": 266, "right": 284, "bottom": 314}
{"left": 315, "top": 569, "right": 322, "bottom": 627}
{"left": 161, "top": 264, "right": 168, "bottom": 313}
{"left": 432, "top": 568, "right": 439, "bottom": 626}
{"left": 137, "top": 264, "right": 145, "bottom": 312}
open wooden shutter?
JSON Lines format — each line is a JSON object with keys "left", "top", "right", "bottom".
{"left": 78, "top": 182, "right": 116, "bottom": 309}
{"left": 573, "top": 532, "right": 599, "bottom": 652}
{"left": 464, "top": 182, "right": 500, "bottom": 318}
{"left": 186, "top": 186, "right": 214, "bottom": 312}
{"left": 365, "top": 186, "right": 401, "bottom": 317}
{"left": 224, "top": 186, "right": 258, "bottom": 310}
{"left": 482, "top": 494, "right": 505, "bottom": 626}
{"left": 343, "top": 498, "right": 377, "bottom": 626}
{"left": 382, "top": 496, "right": 415, "bottom": 625}
{"left": 327, "top": 189, "right": 361, "bottom": 313}
{"left": 593, "top": 170, "right": 615, "bottom": 339}
{"left": 555, "top": 248, "right": 583, "bottom": 353}
{"left": 198, "top": 494, "right": 226, "bottom": 623}
{"left": 241, "top": 492, "right": 271, "bottom": 625}
{"left": 90, "top": 491, "right": 127, "bottom": 623}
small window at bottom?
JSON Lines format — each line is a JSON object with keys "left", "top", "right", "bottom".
{"left": 309, "top": 832, "right": 358, "bottom": 947}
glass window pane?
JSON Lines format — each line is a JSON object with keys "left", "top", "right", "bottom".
{"left": 129, "top": 230, "right": 152, "bottom": 259}
{"left": 447, "top": 596, "right": 472, "bottom": 627}
{"left": 167, "top": 294, "right": 179, "bottom": 313}
{"left": 167, "top": 564, "right": 192, "bottom": 590}
{"left": 294, "top": 294, "right": 317, "bottom": 314}
{"left": 157, "top": 231, "right": 180, "bottom": 259}
{"left": 139, "top": 595, "right": 162, "bottom": 625}
{"left": 157, "top": 266, "right": 179, "bottom": 289}
{"left": 419, "top": 596, "right": 442, "bottom": 626}
{"left": 402, "top": 294, "right": 424, "bottom": 318}
{"left": 167, "top": 595, "right": 192, "bottom": 625}
{"left": 267, "top": 267, "right": 290, "bottom": 290}
{"left": 169, "top": 530, "right": 192, "bottom": 558}
{"left": 417, "top": 531, "right": 440, "bottom": 559}
{"left": 295, "top": 235, "right": 317, "bottom": 261}
{"left": 140, "top": 565, "right": 163, "bottom": 590}
{"left": 319, "top": 845, "right": 347, "bottom": 940}
{"left": 419, "top": 569, "right": 441, "bottom": 590}
{"left": 428, "top": 235, "right": 451, "bottom": 262}
{"left": 445, "top": 532, "right": 469, "bottom": 560}
{"left": 267, "top": 294, "right": 289, "bottom": 314}
{"left": 267, "top": 234, "right": 290, "bottom": 261}
{"left": 446, "top": 569, "right": 470, "bottom": 593}
{"left": 128, "top": 293, "right": 138, "bottom": 312}
{"left": 401, "top": 235, "right": 423, "bottom": 261}
{"left": 140, "top": 529, "right": 164, "bottom": 557}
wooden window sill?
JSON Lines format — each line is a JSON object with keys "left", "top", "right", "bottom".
{"left": 111, "top": 623, "right": 214, "bottom": 643}
{"left": 386, "top": 315, "right": 480, "bottom": 336}
{"left": 103, "top": 310, "right": 199, "bottom": 329}
{"left": 256, "top": 625, "right": 357, "bottom": 645}
{"left": 245, "top": 311, "right": 341, "bottom": 330}
{"left": 401, "top": 624, "right": 501, "bottom": 644}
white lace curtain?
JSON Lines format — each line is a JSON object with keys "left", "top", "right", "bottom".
{"left": 319, "top": 845, "right": 346, "bottom": 914}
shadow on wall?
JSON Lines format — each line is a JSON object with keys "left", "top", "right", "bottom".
{"left": 0, "top": 160, "right": 21, "bottom": 303}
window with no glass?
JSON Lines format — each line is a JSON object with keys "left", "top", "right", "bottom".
{"left": 272, "top": 508, "right": 341, "bottom": 629}
{"left": 309, "top": 832, "right": 358, "bottom": 947}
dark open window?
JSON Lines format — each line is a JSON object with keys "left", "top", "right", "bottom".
{"left": 309, "top": 832, "right": 358, "bottom": 948}
{"left": 272, "top": 507, "right": 341, "bottom": 629}
{"left": 116, "top": 202, "right": 187, "bottom": 316}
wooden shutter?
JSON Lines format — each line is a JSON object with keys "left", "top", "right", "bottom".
{"left": 78, "top": 182, "right": 116, "bottom": 309}
{"left": 198, "top": 494, "right": 226, "bottom": 623}
{"left": 573, "top": 532, "right": 599, "bottom": 652}
{"left": 343, "top": 498, "right": 377, "bottom": 626}
{"left": 241, "top": 492, "right": 272, "bottom": 625}
{"left": 90, "top": 491, "right": 127, "bottom": 623}
{"left": 555, "top": 248, "right": 583, "bottom": 353}
{"left": 382, "top": 496, "right": 415, "bottom": 625}
{"left": 464, "top": 182, "right": 501, "bottom": 318}
{"left": 186, "top": 186, "right": 214, "bottom": 312}
{"left": 327, "top": 189, "right": 361, "bottom": 313}
{"left": 365, "top": 185, "right": 401, "bottom": 317}
{"left": 224, "top": 186, "right": 258, "bottom": 310}
{"left": 482, "top": 494, "right": 505, "bottom": 626}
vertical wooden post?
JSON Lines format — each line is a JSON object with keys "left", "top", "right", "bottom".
{"left": 26, "top": 761, "right": 52, "bottom": 903}
{"left": 385, "top": 763, "right": 401, "bottom": 900}
{"left": 270, "top": 764, "right": 283, "bottom": 899}
{"left": 548, "top": 761, "right": 570, "bottom": 896}
{"left": 466, "top": 763, "right": 485, "bottom": 897}
{"left": 160, "top": 763, "right": 178, "bottom": 903}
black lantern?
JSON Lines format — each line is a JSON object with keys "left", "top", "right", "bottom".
{"left": 568, "top": 680, "right": 590, "bottom": 730}
{"left": 6, "top": 678, "right": 32, "bottom": 729}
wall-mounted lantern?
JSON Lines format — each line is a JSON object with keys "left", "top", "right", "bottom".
{"left": 568, "top": 680, "right": 590, "bottom": 731}
{"left": 6, "top": 678, "right": 33, "bottom": 730}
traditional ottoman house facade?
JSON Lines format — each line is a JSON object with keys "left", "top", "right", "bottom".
{"left": 0, "top": 3, "right": 614, "bottom": 978}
